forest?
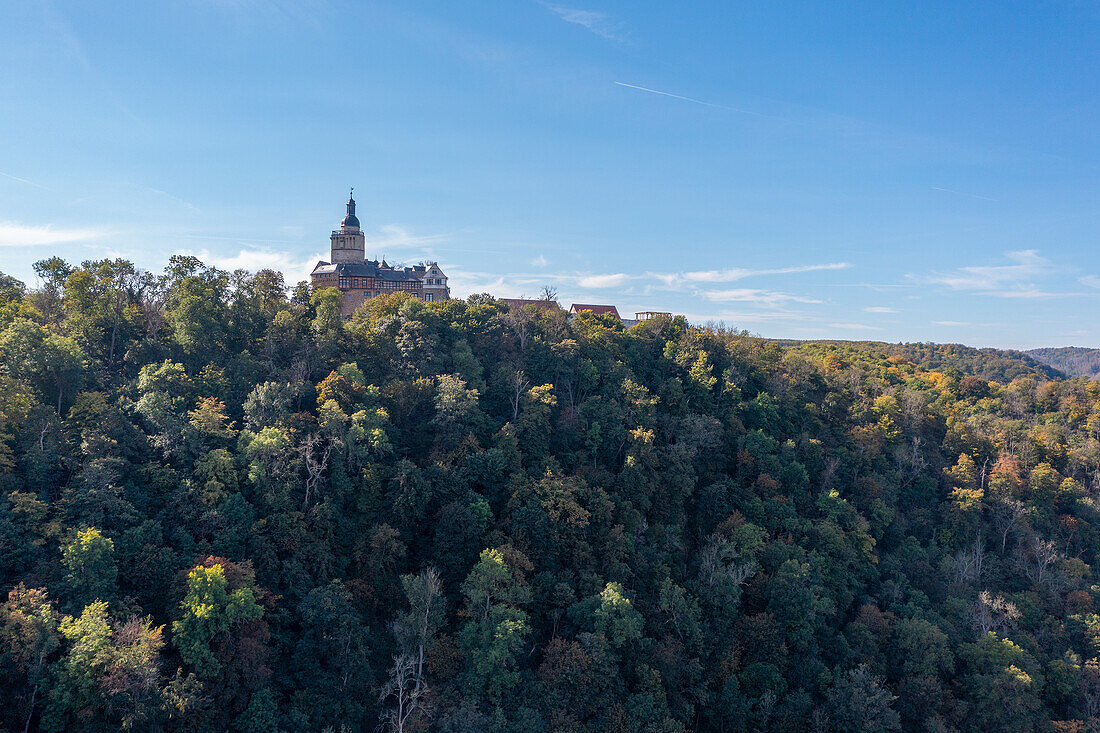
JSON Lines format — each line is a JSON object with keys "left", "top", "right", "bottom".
{"left": 2, "top": 256, "right": 1100, "bottom": 732}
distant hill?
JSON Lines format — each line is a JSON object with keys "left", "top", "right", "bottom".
{"left": 1028, "top": 346, "right": 1100, "bottom": 380}
{"left": 778, "top": 339, "right": 1066, "bottom": 382}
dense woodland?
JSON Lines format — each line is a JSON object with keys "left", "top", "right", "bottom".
{"left": 1029, "top": 348, "right": 1100, "bottom": 382}
{"left": 3, "top": 257, "right": 1100, "bottom": 732}
{"left": 780, "top": 340, "right": 1066, "bottom": 383}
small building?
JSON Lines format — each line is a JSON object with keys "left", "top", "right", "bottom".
{"left": 311, "top": 192, "right": 449, "bottom": 316}
{"left": 635, "top": 311, "right": 672, "bottom": 321}
{"left": 412, "top": 262, "right": 450, "bottom": 303}
{"left": 500, "top": 298, "right": 560, "bottom": 310}
{"left": 569, "top": 304, "right": 621, "bottom": 318}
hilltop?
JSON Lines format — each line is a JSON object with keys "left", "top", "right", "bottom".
{"left": 778, "top": 339, "right": 1066, "bottom": 382}
{"left": 1, "top": 258, "right": 1100, "bottom": 732}
{"left": 1028, "top": 347, "right": 1100, "bottom": 381}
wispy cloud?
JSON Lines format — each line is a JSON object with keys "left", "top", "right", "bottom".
{"left": 1081, "top": 275, "right": 1100, "bottom": 289}
{"left": 438, "top": 262, "right": 846, "bottom": 297}
{"left": 828, "top": 322, "right": 882, "bottom": 331}
{"left": 677, "top": 308, "right": 815, "bottom": 325}
{"left": 703, "top": 288, "right": 821, "bottom": 306}
{"left": 544, "top": 4, "right": 622, "bottom": 40}
{"left": 932, "top": 320, "right": 1004, "bottom": 328}
{"left": 178, "top": 248, "right": 326, "bottom": 285}
{"left": 184, "top": 225, "right": 448, "bottom": 258}
{"left": 443, "top": 267, "right": 541, "bottom": 300}
{"left": 370, "top": 224, "right": 450, "bottom": 256}
{"left": 930, "top": 186, "right": 998, "bottom": 202}
{"left": 578, "top": 272, "right": 630, "bottom": 288}
{"left": 656, "top": 261, "right": 850, "bottom": 287}
{"left": 144, "top": 186, "right": 200, "bottom": 213}
{"left": 0, "top": 222, "right": 108, "bottom": 247}
{"left": 863, "top": 306, "right": 897, "bottom": 313}
{"left": 914, "top": 250, "right": 1081, "bottom": 299}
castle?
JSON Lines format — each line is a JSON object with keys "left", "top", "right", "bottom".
{"left": 311, "top": 192, "right": 450, "bottom": 315}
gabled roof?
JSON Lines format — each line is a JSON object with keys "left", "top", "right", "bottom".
{"left": 501, "top": 298, "right": 560, "bottom": 310}
{"left": 569, "top": 304, "right": 620, "bottom": 318}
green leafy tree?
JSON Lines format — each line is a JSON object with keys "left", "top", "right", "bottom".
{"left": 62, "top": 528, "right": 117, "bottom": 608}
{"left": 291, "top": 580, "right": 371, "bottom": 727}
{"left": 458, "top": 548, "right": 532, "bottom": 705}
{"left": 0, "top": 319, "right": 86, "bottom": 412}
{"left": 0, "top": 584, "right": 60, "bottom": 733}
{"left": 172, "top": 563, "right": 263, "bottom": 678}
{"left": 42, "top": 601, "right": 165, "bottom": 732}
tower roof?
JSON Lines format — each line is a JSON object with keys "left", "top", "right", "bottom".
{"left": 341, "top": 189, "right": 360, "bottom": 229}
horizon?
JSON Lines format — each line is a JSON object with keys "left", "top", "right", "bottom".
{"left": 3, "top": 2, "right": 1100, "bottom": 349}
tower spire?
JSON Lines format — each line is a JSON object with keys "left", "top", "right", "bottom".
{"left": 332, "top": 187, "right": 365, "bottom": 263}
{"left": 340, "top": 188, "right": 360, "bottom": 230}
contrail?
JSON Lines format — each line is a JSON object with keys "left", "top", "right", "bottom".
{"left": 613, "top": 81, "right": 780, "bottom": 119}
{"left": 0, "top": 170, "right": 46, "bottom": 189}
{"left": 931, "top": 186, "right": 998, "bottom": 202}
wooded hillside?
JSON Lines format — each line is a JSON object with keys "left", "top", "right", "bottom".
{"left": 2, "top": 257, "right": 1100, "bottom": 732}
{"left": 1029, "top": 347, "right": 1100, "bottom": 381}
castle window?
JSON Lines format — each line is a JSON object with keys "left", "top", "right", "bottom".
{"left": 424, "top": 293, "right": 434, "bottom": 302}
{"left": 339, "top": 278, "right": 349, "bottom": 288}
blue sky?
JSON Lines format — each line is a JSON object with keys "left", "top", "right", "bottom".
{"left": 2, "top": 1, "right": 1100, "bottom": 348}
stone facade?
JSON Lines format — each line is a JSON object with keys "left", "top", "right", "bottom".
{"left": 311, "top": 192, "right": 450, "bottom": 316}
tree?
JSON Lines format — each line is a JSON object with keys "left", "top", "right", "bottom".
{"left": 310, "top": 286, "right": 343, "bottom": 344}
{"left": 42, "top": 601, "right": 165, "bottom": 731}
{"left": 0, "top": 319, "right": 86, "bottom": 412}
{"left": 31, "top": 257, "right": 73, "bottom": 325}
{"left": 293, "top": 580, "right": 370, "bottom": 727}
{"left": 98, "top": 616, "right": 166, "bottom": 729}
{"left": 62, "top": 528, "right": 117, "bottom": 608}
{"left": 172, "top": 563, "right": 263, "bottom": 679}
{"left": 394, "top": 567, "right": 446, "bottom": 679}
{"left": 134, "top": 359, "right": 193, "bottom": 455}
{"left": 766, "top": 560, "right": 833, "bottom": 649}
{"left": 62, "top": 258, "right": 142, "bottom": 373}
{"left": 0, "top": 584, "right": 60, "bottom": 733}
{"left": 589, "top": 582, "right": 644, "bottom": 648}
{"left": 379, "top": 654, "right": 429, "bottom": 733}
{"left": 458, "top": 548, "right": 532, "bottom": 704}
{"left": 432, "top": 374, "right": 480, "bottom": 434}
{"left": 825, "top": 664, "right": 901, "bottom": 732}
{"left": 0, "top": 272, "right": 26, "bottom": 314}
{"left": 242, "top": 381, "right": 297, "bottom": 431}
{"left": 188, "top": 397, "right": 238, "bottom": 442}
{"left": 164, "top": 257, "right": 230, "bottom": 357}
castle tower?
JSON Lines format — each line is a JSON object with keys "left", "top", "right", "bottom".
{"left": 330, "top": 190, "right": 365, "bottom": 264}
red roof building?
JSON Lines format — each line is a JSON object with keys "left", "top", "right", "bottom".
{"left": 569, "top": 304, "right": 621, "bottom": 318}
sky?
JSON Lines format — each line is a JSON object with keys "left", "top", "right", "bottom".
{"left": 2, "top": 1, "right": 1100, "bottom": 348}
